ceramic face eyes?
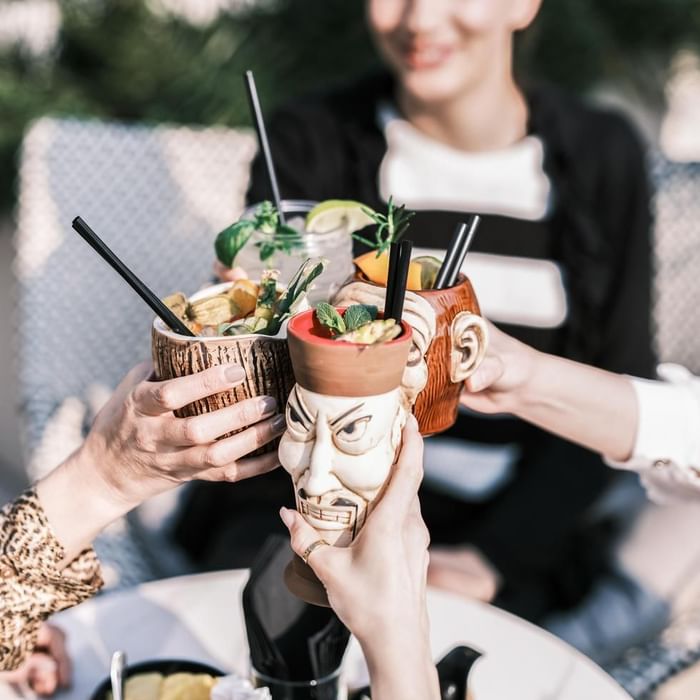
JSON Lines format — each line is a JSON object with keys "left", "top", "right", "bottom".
{"left": 333, "top": 415, "right": 373, "bottom": 455}
{"left": 279, "top": 385, "right": 406, "bottom": 546}
{"left": 285, "top": 386, "right": 389, "bottom": 457}
{"left": 285, "top": 393, "right": 315, "bottom": 442}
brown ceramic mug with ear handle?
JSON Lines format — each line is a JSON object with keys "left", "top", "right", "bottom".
{"left": 334, "top": 273, "right": 488, "bottom": 436}
{"left": 412, "top": 274, "right": 487, "bottom": 435}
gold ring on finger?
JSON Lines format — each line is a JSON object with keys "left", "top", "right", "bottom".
{"left": 302, "top": 539, "right": 329, "bottom": 565}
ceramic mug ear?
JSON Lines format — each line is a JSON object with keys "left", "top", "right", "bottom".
{"left": 450, "top": 313, "right": 488, "bottom": 383}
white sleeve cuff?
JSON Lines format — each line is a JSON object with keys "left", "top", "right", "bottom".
{"left": 606, "top": 364, "right": 700, "bottom": 473}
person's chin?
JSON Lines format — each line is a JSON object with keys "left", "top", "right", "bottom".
{"left": 401, "top": 70, "right": 466, "bottom": 105}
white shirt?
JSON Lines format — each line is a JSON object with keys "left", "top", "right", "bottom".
{"left": 608, "top": 364, "right": 700, "bottom": 503}
{"left": 378, "top": 104, "right": 551, "bottom": 220}
{"left": 376, "top": 105, "right": 565, "bottom": 494}
{"left": 377, "top": 105, "right": 567, "bottom": 330}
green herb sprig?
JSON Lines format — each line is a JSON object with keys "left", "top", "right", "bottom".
{"left": 315, "top": 302, "right": 378, "bottom": 336}
{"left": 352, "top": 197, "right": 415, "bottom": 258}
{"left": 219, "top": 258, "right": 326, "bottom": 337}
{"left": 215, "top": 200, "right": 303, "bottom": 268}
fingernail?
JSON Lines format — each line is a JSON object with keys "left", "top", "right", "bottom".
{"left": 224, "top": 365, "right": 246, "bottom": 383}
{"left": 279, "top": 507, "right": 294, "bottom": 528}
{"left": 271, "top": 414, "right": 287, "bottom": 433}
{"left": 259, "top": 396, "right": 277, "bottom": 416}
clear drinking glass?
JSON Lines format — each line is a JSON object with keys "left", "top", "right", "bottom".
{"left": 235, "top": 200, "right": 354, "bottom": 304}
{"left": 251, "top": 666, "right": 345, "bottom": 700}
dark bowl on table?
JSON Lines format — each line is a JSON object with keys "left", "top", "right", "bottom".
{"left": 90, "top": 659, "right": 225, "bottom": 700}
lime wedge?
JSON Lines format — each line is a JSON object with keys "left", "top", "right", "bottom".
{"left": 413, "top": 255, "right": 443, "bottom": 290}
{"left": 306, "top": 200, "right": 375, "bottom": 234}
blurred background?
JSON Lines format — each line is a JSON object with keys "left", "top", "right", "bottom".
{"left": 0, "top": 0, "right": 698, "bottom": 487}
{"left": 2, "top": 0, "right": 700, "bottom": 493}
{"left": 2, "top": 1, "right": 700, "bottom": 696}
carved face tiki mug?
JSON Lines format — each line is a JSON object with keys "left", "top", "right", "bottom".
{"left": 334, "top": 276, "right": 487, "bottom": 435}
{"left": 279, "top": 308, "right": 412, "bottom": 605}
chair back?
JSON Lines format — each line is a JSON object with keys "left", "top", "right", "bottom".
{"left": 651, "top": 154, "right": 700, "bottom": 371}
{"left": 15, "top": 117, "right": 256, "bottom": 460}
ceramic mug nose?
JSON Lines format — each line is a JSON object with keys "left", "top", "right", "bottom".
{"left": 303, "top": 419, "right": 338, "bottom": 495}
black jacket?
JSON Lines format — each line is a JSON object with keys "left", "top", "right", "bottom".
{"left": 249, "top": 73, "right": 654, "bottom": 376}
{"left": 180, "top": 74, "right": 655, "bottom": 622}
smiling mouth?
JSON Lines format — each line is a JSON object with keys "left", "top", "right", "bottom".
{"left": 401, "top": 44, "right": 453, "bottom": 70}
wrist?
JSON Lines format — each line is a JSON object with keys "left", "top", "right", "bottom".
{"left": 362, "top": 626, "right": 438, "bottom": 699}
{"left": 504, "top": 342, "right": 544, "bottom": 414}
{"left": 80, "top": 438, "right": 149, "bottom": 513}
{"left": 36, "top": 448, "right": 134, "bottom": 562}
{"left": 359, "top": 616, "right": 432, "bottom": 666}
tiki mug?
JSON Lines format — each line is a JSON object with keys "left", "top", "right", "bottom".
{"left": 334, "top": 275, "right": 487, "bottom": 435}
{"left": 278, "top": 308, "right": 412, "bottom": 606}
{"left": 152, "top": 282, "right": 295, "bottom": 455}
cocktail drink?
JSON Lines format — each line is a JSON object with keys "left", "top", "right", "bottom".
{"left": 334, "top": 273, "right": 487, "bottom": 435}
{"left": 152, "top": 282, "right": 295, "bottom": 454}
{"left": 235, "top": 200, "right": 354, "bottom": 304}
{"left": 409, "top": 274, "right": 487, "bottom": 435}
{"left": 278, "top": 307, "right": 412, "bottom": 605}
{"left": 152, "top": 259, "right": 324, "bottom": 453}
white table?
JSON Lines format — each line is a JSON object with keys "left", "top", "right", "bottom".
{"left": 1, "top": 570, "right": 630, "bottom": 699}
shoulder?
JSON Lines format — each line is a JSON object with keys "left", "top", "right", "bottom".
{"left": 269, "top": 72, "right": 392, "bottom": 136}
{"left": 527, "top": 83, "right": 646, "bottom": 166}
{"left": 249, "top": 73, "right": 392, "bottom": 201}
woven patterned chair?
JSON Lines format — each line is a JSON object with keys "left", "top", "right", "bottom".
{"left": 604, "top": 154, "right": 700, "bottom": 698}
{"left": 14, "top": 116, "right": 256, "bottom": 587}
{"left": 651, "top": 156, "right": 700, "bottom": 374}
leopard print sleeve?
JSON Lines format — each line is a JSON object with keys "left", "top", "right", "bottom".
{"left": 0, "top": 489, "right": 103, "bottom": 671}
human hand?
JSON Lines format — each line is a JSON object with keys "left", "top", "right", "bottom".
{"left": 213, "top": 260, "right": 248, "bottom": 283}
{"left": 0, "top": 624, "right": 70, "bottom": 695}
{"left": 81, "top": 361, "right": 284, "bottom": 509}
{"left": 280, "top": 414, "right": 438, "bottom": 699}
{"left": 37, "top": 361, "right": 285, "bottom": 561}
{"left": 459, "top": 321, "right": 537, "bottom": 415}
{"left": 281, "top": 414, "right": 428, "bottom": 642}
{"left": 427, "top": 546, "right": 501, "bottom": 603}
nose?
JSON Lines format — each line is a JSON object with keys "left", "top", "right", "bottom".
{"left": 304, "top": 417, "right": 338, "bottom": 496}
{"left": 404, "top": 0, "right": 442, "bottom": 34}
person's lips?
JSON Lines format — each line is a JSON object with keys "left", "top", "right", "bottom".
{"left": 400, "top": 43, "right": 454, "bottom": 70}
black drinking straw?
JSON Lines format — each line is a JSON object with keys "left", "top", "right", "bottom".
{"left": 71, "top": 217, "right": 195, "bottom": 337}
{"left": 384, "top": 241, "right": 400, "bottom": 320}
{"left": 388, "top": 239, "right": 413, "bottom": 322}
{"left": 244, "top": 70, "right": 286, "bottom": 225}
{"left": 444, "top": 214, "right": 480, "bottom": 288}
{"left": 434, "top": 215, "right": 481, "bottom": 290}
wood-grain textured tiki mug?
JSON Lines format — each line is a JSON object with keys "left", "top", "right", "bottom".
{"left": 151, "top": 283, "right": 295, "bottom": 455}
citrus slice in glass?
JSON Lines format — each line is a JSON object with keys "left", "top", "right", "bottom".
{"left": 305, "top": 200, "right": 375, "bottom": 234}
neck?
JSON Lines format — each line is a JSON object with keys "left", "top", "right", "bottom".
{"left": 397, "top": 55, "right": 528, "bottom": 152}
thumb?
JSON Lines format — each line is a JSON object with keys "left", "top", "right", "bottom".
{"left": 463, "top": 355, "right": 505, "bottom": 393}
{"left": 279, "top": 507, "right": 334, "bottom": 581}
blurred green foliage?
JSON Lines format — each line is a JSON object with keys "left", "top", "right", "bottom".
{"left": 519, "top": 0, "right": 700, "bottom": 102}
{"left": 0, "top": 0, "right": 699, "bottom": 212}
